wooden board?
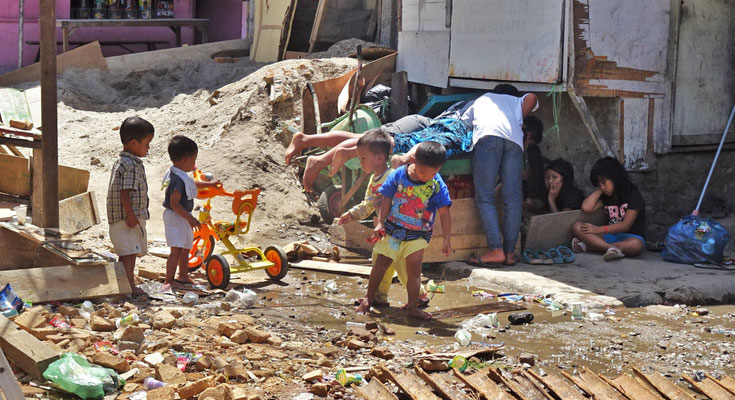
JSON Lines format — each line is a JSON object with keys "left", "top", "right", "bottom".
{"left": 453, "top": 368, "right": 514, "bottom": 400}
{"left": 0, "top": 42, "right": 107, "bottom": 87}
{"left": 0, "top": 153, "right": 89, "bottom": 200}
{"left": 424, "top": 233, "right": 489, "bottom": 263}
{"left": 59, "top": 191, "right": 100, "bottom": 234}
{"left": 717, "top": 376, "right": 735, "bottom": 396}
{"left": 0, "top": 225, "right": 71, "bottom": 270}
{"left": 397, "top": 31, "right": 450, "bottom": 88}
{"left": 681, "top": 375, "right": 734, "bottom": 400}
{"left": 379, "top": 365, "right": 441, "bottom": 400}
{"left": 0, "top": 348, "right": 24, "bottom": 400}
{"left": 250, "top": 0, "right": 295, "bottom": 62}
{"left": 632, "top": 368, "right": 695, "bottom": 400}
{"left": 561, "top": 369, "right": 626, "bottom": 400}
{"left": 415, "top": 366, "right": 472, "bottom": 400}
{"left": 524, "top": 208, "right": 606, "bottom": 251}
{"left": 356, "top": 378, "right": 398, "bottom": 400}
{"left": 0, "top": 262, "right": 131, "bottom": 303}
{"left": 605, "top": 374, "right": 664, "bottom": 400}
{"left": 526, "top": 370, "right": 586, "bottom": 400}
{"left": 432, "top": 302, "right": 525, "bottom": 320}
{"left": 0, "top": 315, "right": 59, "bottom": 381}
{"left": 493, "top": 369, "right": 553, "bottom": 400}
{"left": 291, "top": 260, "right": 372, "bottom": 277}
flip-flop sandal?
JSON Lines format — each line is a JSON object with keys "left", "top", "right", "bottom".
{"left": 466, "top": 256, "right": 504, "bottom": 268}
{"left": 571, "top": 237, "right": 587, "bottom": 253}
{"left": 556, "top": 246, "right": 576, "bottom": 263}
{"left": 522, "top": 249, "right": 545, "bottom": 265}
{"left": 547, "top": 248, "right": 565, "bottom": 264}
{"left": 603, "top": 247, "right": 625, "bottom": 261}
{"left": 532, "top": 250, "right": 554, "bottom": 265}
{"left": 401, "top": 298, "right": 430, "bottom": 310}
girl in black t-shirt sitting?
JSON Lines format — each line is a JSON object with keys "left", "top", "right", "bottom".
{"left": 571, "top": 157, "right": 646, "bottom": 261}
{"left": 544, "top": 158, "right": 584, "bottom": 213}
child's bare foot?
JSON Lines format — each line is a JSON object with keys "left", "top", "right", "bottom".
{"left": 285, "top": 132, "right": 305, "bottom": 165}
{"left": 328, "top": 147, "right": 352, "bottom": 176}
{"left": 407, "top": 307, "right": 433, "bottom": 320}
{"left": 356, "top": 299, "right": 371, "bottom": 314}
{"left": 302, "top": 156, "right": 327, "bottom": 192}
{"left": 176, "top": 276, "right": 195, "bottom": 285}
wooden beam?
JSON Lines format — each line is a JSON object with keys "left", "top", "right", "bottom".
{"left": 631, "top": 368, "right": 695, "bottom": 400}
{"left": 452, "top": 368, "right": 514, "bottom": 400}
{"left": 0, "top": 348, "right": 24, "bottom": 400}
{"left": 0, "top": 315, "right": 59, "bottom": 381}
{"left": 681, "top": 375, "right": 734, "bottom": 400}
{"left": 308, "top": 0, "right": 328, "bottom": 53}
{"left": 58, "top": 191, "right": 100, "bottom": 234}
{"left": 415, "top": 365, "right": 472, "bottom": 400}
{"left": 526, "top": 370, "right": 586, "bottom": 400}
{"left": 0, "top": 262, "right": 131, "bottom": 303}
{"left": 561, "top": 369, "right": 625, "bottom": 400}
{"left": 486, "top": 369, "right": 553, "bottom": 400}
{"left": 379, "top": 365, "right": 441, "bottom": 400}
{"left": 567, "top": 85, "right": 616, "bottom": 158}
{"left": 34, "top": 0, "right": 59, "bottom": 229}
{"left": 714, "top": 376, "right": 735, "bottom": 396}
{"left": 603, "top": 374, "right": 664, "bottom": 400}
{"left": 290, "top": 260, "right": 372, "bottom": 277}
{"left": 356, "top": 378, "right": 399, "bottom": 400}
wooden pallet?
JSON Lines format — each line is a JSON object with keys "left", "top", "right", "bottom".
{"left": 353, "top": 366, "right": 727, "bottom": 400}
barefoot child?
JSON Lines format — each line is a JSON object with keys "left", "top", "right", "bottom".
{"left": 107, "top": 117, "right": 155, "bottom": 295}
{"left": 162, "top": 135, "right": 219, "bottom": 288}
{"left": 339, "top": 130, "right": 431, "bottom": 308}
{"left": 572, "top": 156, "right": 645, "bottom": 261}
{"left": 357, "top": 141, "right": 452, "bottom": 319}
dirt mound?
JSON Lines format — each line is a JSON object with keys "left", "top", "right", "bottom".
{"left": 48, "top": 56, "right": 356, "bottom": 251}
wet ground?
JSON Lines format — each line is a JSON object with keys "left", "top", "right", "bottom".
{"left": 241, "top": 266, "right": 735, "bottom": 381}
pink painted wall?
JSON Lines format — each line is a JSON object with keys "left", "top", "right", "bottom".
{"left": 0, "top": 0, "right": 204, "bottom": 71}
{"left": 195, "top": 0, "right": 243, "bottom": 43}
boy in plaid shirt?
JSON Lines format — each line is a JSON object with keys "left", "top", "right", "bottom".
{"left": 106, "top": 116, "right": 154, "bottom": 295}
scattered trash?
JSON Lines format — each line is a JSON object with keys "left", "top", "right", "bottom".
{"left": 128, "top": 391, "right": 147, "bottom": 400}
{"left": 449, "top": 355, "right": 468, "bottom": 372}
{"left": 139, "top": 281, "right": 175, "bottom": 301}
{"left": 454, "top": 329, "right": 471, "bottom": 346}
{"left": 498, "top": 294, "right": 524, "bottom": 303}
{"left": 94, "top": 341, "right": 118, "bottom": 355}
{"left": 416, "top": 330, "right": 430, "bottom": 336}
{"left": 426, "top": 280, "right": 445, "bottom": 293}
{"left": 345, "top": 321, "right": 366, "bottom": 329}
{"left": 143, "top": 377, "right": 166, "bottom": 390}
{"left": 587, "top": 312, "right": 605, "bottom": 322}
{"left": 323, "top": 280, "right": 338, "bottom": 293}
{"left": 43, "top": 353, "right": 123, "bottom": 399}
{"left": 115, "top": 313, "right": 139, "bottom": 329}
{"left": 459, "top": 313, "right": 499, "bottom": 338}
{"left": 471, "top": 290, "right": 495, "bottom": 299}
{"left": 224, "top": 289, "right": 257, "bottom": 308}
{"left": 508, "top": 312, "right": 534, "bottom": 325}
{"left": 0, "top": 283, "right": 24, "bottom": 317}
{"left": 49, "top": 316, "right": 72, "bottom": 330}
{"left": 571, "top": 303, "right": 584, "bottom": 321}
{"left": 143, "top": 352, "right": 165, "bottom": 366}
{"left": 79, "top": 300, "right": 94, "bottom": 321}
{"left": 172, "top": 351, "right": 202, "bottom": 372}
{"left": 335, "top": 368, "right": 362, "bottom": 386}
{"left": 182, "top": 292, "right": 199, "bottom": 305}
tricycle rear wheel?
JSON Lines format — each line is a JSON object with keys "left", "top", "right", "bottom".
{"left": 206, "top": 255, "right": 230, "bottom": 289}
{"left": 264, "top": 245, "right": 289, "bottom": 281}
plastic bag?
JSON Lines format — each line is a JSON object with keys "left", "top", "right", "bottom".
{"left": 662, "top": 215, "right": 730, "bottom": 265}
{"left": 43, "top": 353, "right": 123, "bottom": 399}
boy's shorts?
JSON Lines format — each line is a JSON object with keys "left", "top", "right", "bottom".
{"left": 163, "top": 209, "right": 194, "bottom": 249}
{"left": 373, "top": 235, "right": 428, "bottom": 264}
{"left": 109, "top": 218, "right": 148, "bottom": 257}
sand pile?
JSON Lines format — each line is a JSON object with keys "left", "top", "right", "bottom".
{"left": 45, "top": 55, "right": 356, "bottom": 251}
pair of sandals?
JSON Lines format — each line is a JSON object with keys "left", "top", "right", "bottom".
{"left": 522, "top": 246, "right": 575, "bottom": 265}
{"left": 572, "top": 237, "right": 625, "bottom": 262}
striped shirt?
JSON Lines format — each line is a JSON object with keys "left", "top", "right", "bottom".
{"left": 106, "top": 151, "right": 149, "bottom": 224}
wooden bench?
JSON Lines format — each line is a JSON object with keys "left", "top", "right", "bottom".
{"left": 25, "top": 40, "right": 168, "bottom": 62}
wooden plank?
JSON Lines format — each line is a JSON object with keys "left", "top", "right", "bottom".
{"left": 432, "top": 302, "right": 525, "bottom": 320}
{"left": 308, "top": 0, "right": 328, "bottom": 53}
{"left": 452, "top": 368, "right": 514, "bottom": 400}
{"left": 486, "top": 368, "right": 552, "bottom": 400}
{"left": 433, "top": 198, "right": 483, "bottom": 235}
{"left": 291, "top": 260, "right": 372, "bottom": 277}
{"left": 681, "top": 375, "right": 734, "bottom": 400}
{"left": 0, "top": 42, "right": 107, "bottom": 87}
{"left": 0, "top": 347, "right": 25, "bottom": 400}
{"left": 0, "top": 225, "right": 71, "bottom": 270}
{"left": 524, "top": 208, "right": 607, "bottom": 251}
{"left": 605, "top": 374, "right": 664, "bottom": 400}
{"left": 415, "top": 365, "right": 472, "bottom": 400}
{"left": 379, "top": 365, "right": 441, "bottom": 400}
{"left": 567, "top": 86, "right": 616, "bottom": 158}
{"left": 561, "top": 369, "right": 626, "bottom": 400}
{"left": 526, "top": 370, "right": 586, "bottom": 400}
{"left": 716, "top": 376, "right": 735, "bottom": 396}
{"left": 0, "top": 315, "right": 59, "bottom": 381}
{"left": 59, "top": 191, "right": 100, "bottom": 234}
{"left": 632, "top": 368, "right": 694, "bottom": 400}
{"left": 512, "top": 370, "right": 555, "bottom": 400}
{"left": 390, "top": 71, "right": 408, "bottom": 122}
{"left": 0, "top": 153, "right": 88, "bottom": 200}
{"left": 0, "top": 262, "right": 131, "bottom": 303}
{"left": 356, "top": 378, "right": 398, "bottom": 400}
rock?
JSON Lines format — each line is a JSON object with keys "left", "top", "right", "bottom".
{"left": 508, "top": 312, "right": 534, "bottom": 325}
{"left": 696, "top": 307, "right": 710, "bottom": 316}
{"left": 120, "top": 326, "right": 145, "bottom": 343}
{"left": 266, "top": 335, "right": 283, "bottom": 346}
{"left": 212, "top": 357, "right": 228, "bottom": 370}
{"left": 346, "top": 338, "right": 370, "bottom": 350}
{"left": 70, "top": 318, "right": 87, "bottom": 329}
{"left": 147, "top": 386, "right": 176, "bottom": 400}
{"left": 230, "top": 330, "right": 250, "bottom": 344}
{"left": 365, "top": 322, "right": 379, "bottom": 331}
{"left": 242, "top": 327, "right": 270, "bottom": 343}
{"left": 349, "top": 327, "right": 377, "bottom": 343}
{"left": 12, "top": 307, "right": 47, "bottom": 329}
{"left": 370, "top": 347, "right": 394, "bottom": 360}
{"left": 91, "top": 352, "right": 130, "bottom": 372}
{"left": 302, "top": 369, "right": 323, "bottom": 382}
{"left": 251, "top": 369, "right": 275, "bottom": 378}
{"left": 155, "top": 364, "right": 187, "bottom": 385}
{"left": 218, "top": 322, "right": 240, "bottom": 338}
{"left": 664, "top": 286, "right": 706, "bottom": 305}
{"left": 152, "top": 311, "right": 176, "bottom": 329}
{"left": 418, "top": 359, "right": 449, "bottom": 371}
{"left": 118, "top": 341, "right": 141, "bottom": 354}
{"left": 199, "top": 385, "right": 233, "bottom": 400}
{"left": 67, "top": 338, "right": 85, "bottom": 353}
{"left": 220, "top": 302, "right": 232, "bottom": 311}
{"left": 196, "top": 356, "right": 214, "bottom": 371}
{"left": 316, "top": 355, "right": 333, "bottom": 367}
{"left": 310, "top": 382, "right": 329, "bottom": 397}
{"left": 381, "top": 325, "right": 396, "bottom": 335}
{"left": 90, "top": 315, "right": 115, "bottom": 332}
{"left": 177, "top": 377, "right": 215, "bottom": 399}
{"left": 519, "top": 353, "right": 536, "bottom": 367}
{"left": 57, "top": 305, "right": 79, "bottom": 317}
{"left": 230, "top": 314, "right": 256, "bottom": 325}
{"left": 144, "top": 352, "right": 165, "bottom": 366}
{"left": 621, "top": 292, "right": 664, "bottom": 307}
{"left": 223, "top": 363, "right": 249, "bottom": 380}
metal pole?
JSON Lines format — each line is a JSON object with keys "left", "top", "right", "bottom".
{"left": 694, "top": 104, "right": 735, "bottom": 215}
{"left": 17, "top": 0, "right": 24, "bottom": 68}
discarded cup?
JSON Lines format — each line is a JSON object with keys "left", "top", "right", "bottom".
{"left": 571, "top": 303, "right": 584, "bottom": 321}
{"left": 454, "top": 329, "right": 471, "bottom": 346}
{"left": 14, "top": 205, "right": 27, "bottom": 225}
{"left": 335, "top": 369, "right": 362, "bottom": 386}
{"left": 80, "top": 301, "right": 94, "bottom": 321}
{"left": 115, "top": 313, "right": 139, "bottom": 329}
{"left": 323, "top": 280, "right": 338, "bottom": 293}
{"left": 508, "top": 312, "right": 534, "bottom": 325}
{"left": 182, "top": 292, "right": 199, "bottom": 305}
{"left": 449, "top": 355, "right": 468, "bottom": 372}
{"left": 143, "top": 377, "right": 166, "bottom": 390}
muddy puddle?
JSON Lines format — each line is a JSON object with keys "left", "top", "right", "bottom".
{"left": 242, "top": 268, "right": 735, "bottom": 379}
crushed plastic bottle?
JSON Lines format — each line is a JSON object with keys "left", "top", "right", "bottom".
{"left": 335, "top": 369, "right": 362, "bottom": 386}
{"left": 701, "top": 238, "right": 716, "bottom": 255}
{"left": 182, "top": 292, "right": 199, "bottom": 305}
{"left": 323, "top": 280, "right": 338, "bottom": 293}
{"left": 143, "top": 377, "right": 166, "bottom": 390}
{"left": 224, "top": 289, "right": 256, "bottom": 308}
{"left": 345, "top": 321, "right": 366, "bottom": 329}
{"left": 115, "top": 313, "right": 139, "bottom": 329}
{"left": 454, "top": 329, "right": 471, "bottom": 346}
{"left": 79, "top": 301, "right": 94, "bottom": 321}
{"left": 571, "top": 303, "right": 584, "bottom": 321}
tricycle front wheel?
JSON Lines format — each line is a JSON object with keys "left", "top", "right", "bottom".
{"left": 264, "top": 245, "right": 289, "bottom": 281}
{"left": 206, "top": 254, "right": 230, "bottom": 289}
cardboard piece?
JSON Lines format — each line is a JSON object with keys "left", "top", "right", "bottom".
{"left": 0, "top": 153, "right": 89, "bottom": 200}
{"left": 0, "top": 262, "right": 131, "bottom": 303}
{"left": 0, "top": 315, "right": 59, "bottom": 381}
{"left": 524, "top": 209, "right": 607, "bottom": 251}
{"left": 0, "top": 42, "right": 107, "bottom": 87}
{"left": 59, "top": 191, "right": 100, "bottom": 234}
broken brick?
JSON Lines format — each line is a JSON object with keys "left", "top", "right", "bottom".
{"left": 241, "top": 327, "right": 270, "bottom": 343}
{"left": 370, "top": 347, "right": 394, "bottom": 360}
{"left": 302, "top": 369, "right": 323, "bottom": 382}
{"left": 230, "top": 330, "right": 250, "bottom": 344}
{"left": 155, "top": 364, "right": 186, "bottom": 385}
{"left": 92, "top": 352, "right": 130, "bottom": 373}
{"left": 310, "top": 382, "right": 329, "bottom": 397}
{"left": 90, "top": 315, "right": 115, "bottom": 332}
{"left": 218, "top": 322, "right": 240, "bottom": 338}
{"left": 119, "top": 325, "right": 145, "bottom": 343}
{"left": 152, "top": 311, "right": 176, "bottom": 329}
{"left": 177, "top": 377, "right": 215, "bottom": 399}
{"left": 147, "top": 386, "right": 176, "bottom": 400}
